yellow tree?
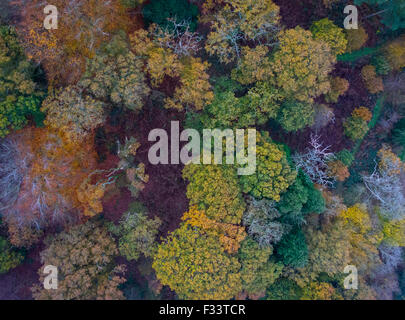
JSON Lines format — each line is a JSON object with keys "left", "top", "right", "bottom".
{"left": 270, "top": 27, "right": 335, "bottom": 102}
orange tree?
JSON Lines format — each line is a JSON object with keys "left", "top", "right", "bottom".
{"left": 16, "top": 0, "right": 129, "bottom": 85}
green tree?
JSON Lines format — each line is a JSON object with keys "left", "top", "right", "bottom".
{"left": 277, "top": 100, "right": 315, "bottom": 132}
{"left": 0, "top": 26, "right": 44, "bottom": 137}
{"left": 310, "top": 18, "right": 347, "bottom": 56}
{"left": 201, "top": 81, "right": 282, "bottom": 129}
{"left": 270, "top": 27, "right": 335, "bottom": 103}
{"left": 79, "top": 33, "right": 150, "bottom": 111}
{"left": 108, "top": 205, "right": 162, "bottom": 261}
{"left": 239, "top": 237, "right": 283, "bottom": 297}
{"left": 152, "top": 224, "right": 242, "bottom": 300}
{"left": 240, "top": 132, "right": 296, "bottom": 201}
{"left": 183, "top": 164, "right": 246, "bottom": 224}
{"left": 343, "top": 114, "right": 369, "bottom": 141}
{"left": 276, "top": 228, "right": 308, "bottom": 268}
{"left": 277, "top": 171, "right": 325, "bottom": 224}
{"left": 267, "top": 278, "right": 303, "bottom": 300}
{"left": 143, "top": 0, "right": 199, "bottom": 31}
{"left": 0, "top": 236, "right": 24, "bottom": 274}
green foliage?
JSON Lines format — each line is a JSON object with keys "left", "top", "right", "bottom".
{"left": 200, "top": 81, "right": 282, "bottom": 129}
{"left": 267, "top": 278, "right": 303, "bottom": 300}
{"left": 79, "top": 33, "right": 150, "bottom": 111}
{"left": 344, "top": 115, "right": 369, "bottom": 141}
{"left": 183, "top": 164, "right": 246, "bottom": 224}
{"left": 336, "top": 149, "right": 355, "bottom": 166}
{"left": 277, "top": 100, "right": 314, "bottom": 132}
{"left": 153, "top": 224, "right": 242, "bottom": 300}
{"left": 392, "top": 118, "right": 405, "bottom": 149}
{"left": 0, "top": 26, "right": 44, "bottom": 137}
{"left": 277, "top": 171, "right": 325, "bottom": 223}
{"left": 108, "top": 207, "right": 162, "bottom": 261}
{"left": 371, "top": 54, "right": 392, "bottom": 76}
{"left": 310, "top": 18, "right": 347, "bottom": 56}
{"left": 355, "top": 0, "right": 405, "bottom": 30}
{"left": 0, "top": 236, "right": 24, "bottom": 274}
{"left": 276, "top": 228, "right": 308, "bottom": 268}
{"left": 142, "top": 0, "right": 199, "bottom": 31}
{"left": 239, "top": 237, "right": 283, "bottom": 296}
{"left": 240, "top": 132, "right": 296, "bottom": 201}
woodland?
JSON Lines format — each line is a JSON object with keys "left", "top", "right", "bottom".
{"left": 0, "top": 0, "right": 404, "bottom": 300}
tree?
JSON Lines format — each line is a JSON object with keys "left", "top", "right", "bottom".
{"left": 361, "top": 65, "right": 384, "bottom": 94}
{"left": 363, "top": 145, "right": 405, "bottom": 220}
{"left": 151, "top": 19, "right": 203, "bottom": 57}
{"left": 17, "top": 0, "right": 129, "bottom": 85}
{"left": 0, "top": 26, "right": 44, "bottom": 138}
{"left": 270, "top": 27, "right": 335, "bottom": 103}
{"left": 117, "top": 137, "right": 149, "bottom": 197}
{"left": 142, "top": 0, "right": 199, "bottom": 31}
{"left": 267, "top": 278, "right": 302, "bottom": 300}
{"left": 32, "top": 221, "right": 126, "bottom": 300}
{"left": 327, "top": 160, "right": 350, "bottom": 182}
{"left": 79, "top": 33, "right": 150, "bottom": 111}
{"left": 238, "top": 237, "right": 283, "bottom": 298}
{"left": 276, "top": 228, "right": 308, "bottom": 268}
{"left": 205, "top": 0, "right": 280, "bottom": 63}
{"left": 326, "top": 77, "right": 349, "bottom": 103}
{"left": 293, "top": 134, "right": 335, "bottom": 187}
{"left": 201, "top": 81, "right": 282, "bottom": 129}
{"left": 310, "top": 18, "right": 347, "bottom": 56}
{"left": 240, "top": 132, "right": 296, "bottom": 201}
{"left": 301, "top": 282, "right": 339, "bottom": 300}
{"left": 0, "top": 128, "right": 100, "bottom": 246}
{"left": 354, "top": 0, "right": 405, "bottom": 31}
{"left": 0, "top": 236, "right": 24, "bottom": 274}
{"left": 277, "top": 100, "right": 315, "bottom": 132}
{"left": 242, "top": 197, "right": 285, "bottom": 247}
{"left": 41, "top": 86, "right": 106, "bottom": 142}
{"left": 231, "top": 45, "right": 273, "bottom": 85}
{"left": 344, "top": 108, "right": 372, "bottom": 142}
{"left": 109, "top": 206, "right": 162, "bottom": 261}
{"left": 183, "top": 163, "right": 246, "bottom": 224}
{"left": 165, "top": 56, "right": 214, "bottom": 111}
{"left": 182, "top": 206, "right": 246, "bottom": 254}
{"left": 277, "top": 171, "right": 325, "bottom": 223}
{"left": 152, "top": 223, "right": 242, "bottom": 300}
{"left": 345, "top": 26, "right": 368, "bottom": 53}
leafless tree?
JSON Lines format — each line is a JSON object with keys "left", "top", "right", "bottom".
{"left": 363, "top": 160, "right": 405, "bottom": 220}
{"left": 152, "top": 19, "right": 203, "bottom": 57}
{"left": 292, "top": 133, "right": 335, "bottom": 187}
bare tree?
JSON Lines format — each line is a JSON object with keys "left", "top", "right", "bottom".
{"left": 292, "top": 134, "right": 335, "bottom": 187}
{"left": 363, "top": 158, "right": 405, "bottom": 220}
{"left": 152, "top": 19, "right": 203, "bottom": 57}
